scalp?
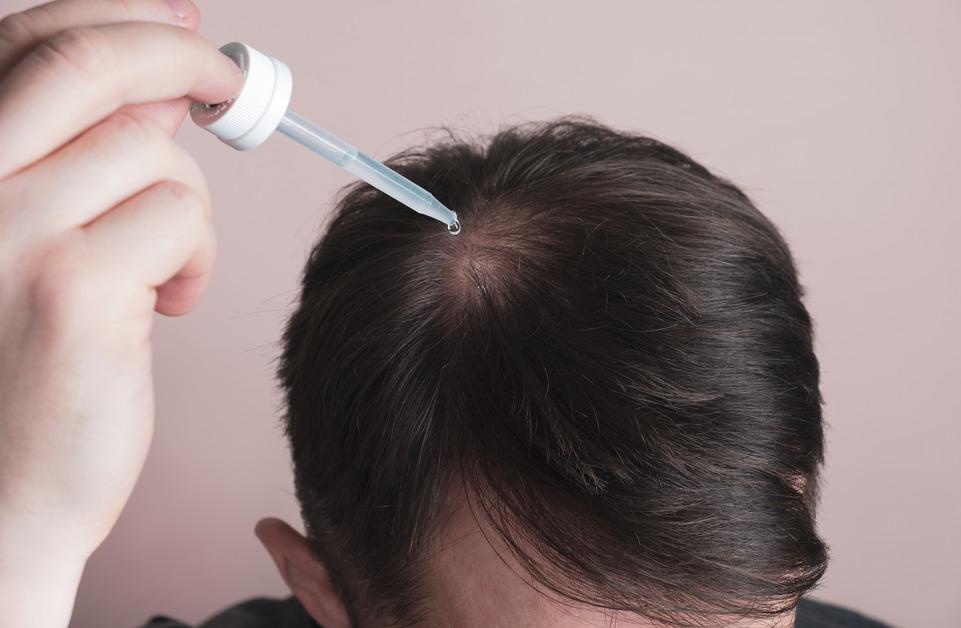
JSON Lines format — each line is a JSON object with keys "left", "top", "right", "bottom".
{"left": 280, "top": 117, "right": 827, "bottom": 627}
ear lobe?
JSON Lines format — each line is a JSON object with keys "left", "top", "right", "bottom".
{"left": 255, "top": 517, "right": 351, "bottom": 628}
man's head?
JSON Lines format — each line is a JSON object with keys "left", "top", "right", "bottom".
{"left": 259, "top": 118, "right": 828, "bottom": 627}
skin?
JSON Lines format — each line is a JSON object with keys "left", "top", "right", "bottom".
{"left": 0, "top": 1, "right": 243, "bottom": 626}
{"left": 0, "top": 2, "right": 799, "bottom": 626}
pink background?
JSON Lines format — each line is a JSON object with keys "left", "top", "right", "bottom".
{"left": 4, "top": 1, "right": 958, "bottom": 626}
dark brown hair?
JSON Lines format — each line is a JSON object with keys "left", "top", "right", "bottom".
{"left": 277, "top": 117, "right": 828, "bottom": 626}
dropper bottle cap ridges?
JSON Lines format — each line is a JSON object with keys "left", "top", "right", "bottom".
{"left": 190, "top": 42, "right": 292, "bottom": 151}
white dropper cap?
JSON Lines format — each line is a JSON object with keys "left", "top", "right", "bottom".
{"left": 190, "top": 42, "right": 292, "bottom": 151}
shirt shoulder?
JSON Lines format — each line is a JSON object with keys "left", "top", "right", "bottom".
{"left": 796, "top": 598, "right": 894, "bottom": 628}
{"left": 142, "top": 596, "right": 318, "bottom": 628}
{"left": 143, "top": 595, "right": 890, "bottom": 628}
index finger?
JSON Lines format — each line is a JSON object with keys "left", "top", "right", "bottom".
{"left": 0, "top": 21, "right": 244, "bottom": 178}
{"left": 0, "top": 0, "right": 200, "bottom": 78}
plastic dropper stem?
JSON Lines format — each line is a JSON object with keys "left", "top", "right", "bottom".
{"left": 276, "top": 110, "right": 460, "bottom": 234}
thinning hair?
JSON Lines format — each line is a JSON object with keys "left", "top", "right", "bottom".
{"left": 277, "top": 117, "right": 828, "bottom": 627}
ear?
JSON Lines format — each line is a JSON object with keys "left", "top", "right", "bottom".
{"left": 255, "top": 517, "right": 351, "bottom": 628}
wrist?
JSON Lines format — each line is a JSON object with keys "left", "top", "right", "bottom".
{"left": 0, "top": 505, "right": 99, "bottom": 565}
{"left": 0, "top": 524, "right": 88, "bottom": 628}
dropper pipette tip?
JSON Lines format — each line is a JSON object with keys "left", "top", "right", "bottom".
{"left": 448, "top": 217, "right": 462, "bottom": 235}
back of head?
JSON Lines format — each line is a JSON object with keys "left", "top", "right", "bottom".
{"left": 278, "top": 118, "right": 827, "bottom": 627}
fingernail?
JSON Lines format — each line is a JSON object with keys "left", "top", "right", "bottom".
{"left": 165, "top": 0, "right": 195, "bottom": 19}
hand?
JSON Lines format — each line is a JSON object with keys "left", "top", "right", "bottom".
{"left": 0, "top": 1, "right": 243, "bottom": 625}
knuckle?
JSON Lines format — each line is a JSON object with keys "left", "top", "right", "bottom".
{"left": 158, "top": 188, "right": 209, "bottom": 246}
{"left": 0, "top": 12, "right": 32, "bottom": 49}
{"left": 105, "top": 110, "right": 166, "bottom": 147}
{"left": 34, "top": 27, "right": 110, "bottom": 81}
{"left": 92, "top": 112, "right": 175, "bottom": 185}
{"left": 159, "top": 179, "right": 197, "bottom": 204}
{"left": 157, "top": 181, "right": 207, "bottom": 227}
{"left": 174, "top": 150, "right": 213, "bottom": 212}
